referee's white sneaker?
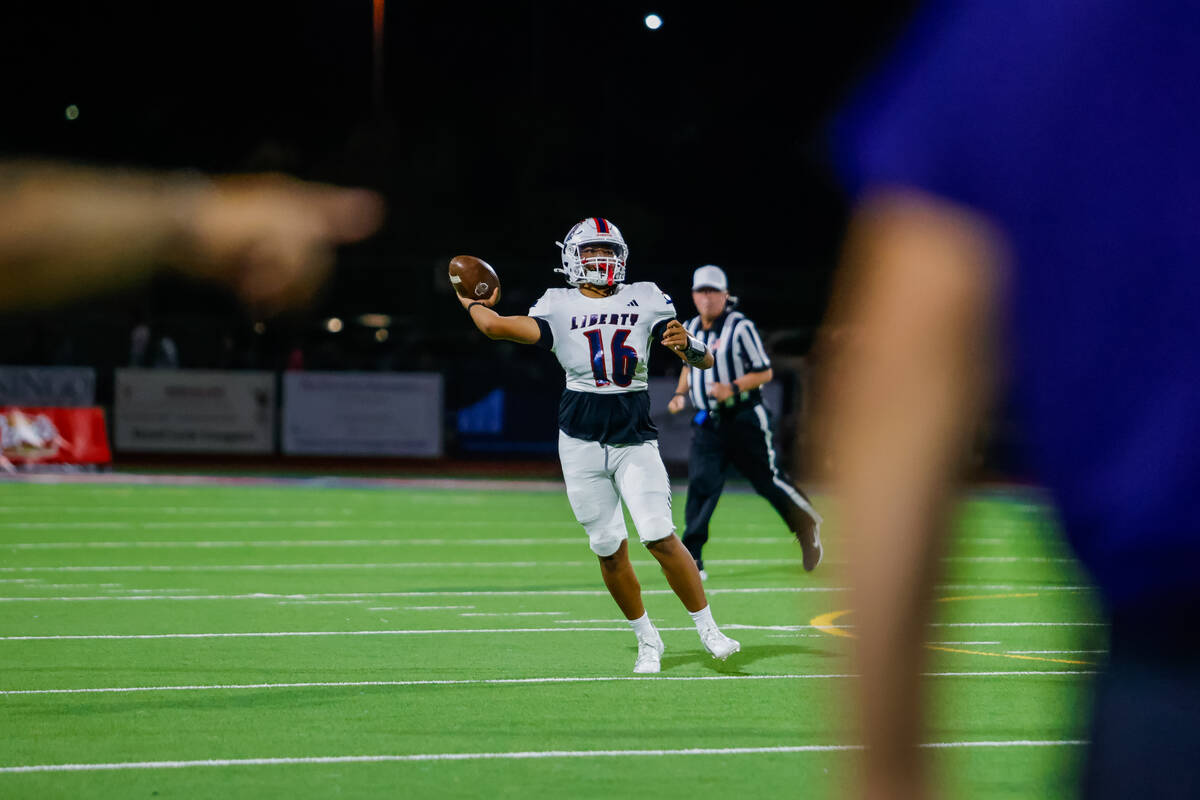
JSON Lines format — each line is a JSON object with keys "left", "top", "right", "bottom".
{"left": 699, "top": 627, "right": 740, "bottom": 661}
{"left": 633, "top": 634, "right": 665, "bottom": 674}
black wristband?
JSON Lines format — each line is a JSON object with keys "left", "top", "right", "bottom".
{"left": 467, "top": 302, "right": 487, "bottom": 313}
{"left": 673, "top": 392, "right": 688, "bottom": 397}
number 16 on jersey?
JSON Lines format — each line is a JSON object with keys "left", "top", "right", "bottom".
{"left": 583, "top": 329, "right": 637, "bottom": 387}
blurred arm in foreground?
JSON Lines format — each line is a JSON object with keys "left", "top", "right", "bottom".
{"left": 0, "top": 162, "right": 384, "bottom": 312}
{"left": 818, "top": 189, "right": 1003, "bottom": 799}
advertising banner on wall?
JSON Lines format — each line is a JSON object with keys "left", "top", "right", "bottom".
{"left": 0, "top": 406, "right": 111, "bottom": 468}
{"left": 282, "top": 372, "right": 443, "bottom": 457}
{"left": 0, "top": 367, "right": 96, "bottom": 406}
{"left": 114, "top": 369, "right": 276, "bottom": 454}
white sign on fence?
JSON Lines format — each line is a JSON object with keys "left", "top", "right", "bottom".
{"left": 282, "top": 372, "right": 443, "bottom": 457}
{"left": 114, "top": 369, "right": 276, "bottom": 454}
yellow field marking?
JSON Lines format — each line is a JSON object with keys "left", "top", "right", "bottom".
{"left": 937, "top": 593, "right": 1039, "bottom": 603}
{"left": 810, "top": 609, "right": 855, "bottom": 639}
{"left": 924, "top": 644, "right": 1090, "bottom": 665}
{"left": 808, "top": 593, "right": 1095, "bottom": 666}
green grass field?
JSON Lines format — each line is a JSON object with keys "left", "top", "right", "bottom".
{"left": 0, "top": 478, "right": 1101, "bottom": 799}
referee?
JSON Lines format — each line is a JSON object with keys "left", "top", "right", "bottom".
{"left": 667, "top": 265, "right": 823, "bottom": 577}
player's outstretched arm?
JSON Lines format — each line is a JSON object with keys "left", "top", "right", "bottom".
{"left": 457, "top": 288, "right": 541, "bottom": 345}
{"left": 0, "top": 161, "right": 383, "bottom": 312}
{"left": 661, "top": 319, "right": 714, "bottom": 369}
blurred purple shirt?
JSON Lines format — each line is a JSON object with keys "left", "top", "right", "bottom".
{"left": 835, "top": 1, "right": 1200, "bottom": 608}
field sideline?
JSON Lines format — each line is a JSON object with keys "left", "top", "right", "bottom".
{"left": 0, "top": 478, "right": 1099, "bottom": 798}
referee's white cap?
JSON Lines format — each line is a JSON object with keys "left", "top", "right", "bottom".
{"left": 692, "top": 265, "right": 728, "bottom": 292}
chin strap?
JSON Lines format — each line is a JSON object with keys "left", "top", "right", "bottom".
{"left": 683, "top": 334, "right": 709, "bottom": 367}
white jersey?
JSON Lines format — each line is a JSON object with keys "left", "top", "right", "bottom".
{"left": 529, "top": 282, "right": 676, "bottom": 394}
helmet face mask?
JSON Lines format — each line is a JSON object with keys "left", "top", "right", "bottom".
{"left": 555, "top": 217, "right": 628, "bottom": 287}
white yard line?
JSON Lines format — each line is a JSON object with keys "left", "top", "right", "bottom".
{"left": 765, "top": 634, "right": 829, "bottom": 639}
{"left": 0, "top": 559, "right": 812, "bottom": 573}
{"left": 0, "top": 627, "right": 644, "bottom": 641}
{"left": 0, "top": 520, "right": 576, "bottom": 530}
{"left": 5, "top": 536, "right": 1051, "bottom": 549}
{"left": 0, "top": 586, "right": 1091, "bottom": 603}
{"left": 30, "top": 584, "right": 126, "bottom": 590}
{"left": 0, "top": 740, "right": 1089, "bottom": 774}
{"left": 403, "top": 605, "right": 477, "bottom": 610}
{"left": 0, "top": 562, "right": 590, "bottom": 573}
{"left": 1, "top": 473, "right": 566, "bottom": 492}
{"left": 0, "top": 588, "right": 845, "bottom": 603}
{"left": 8, "top": 538, "right": 590, "bottom": 549}
{"left": 459, "top": 612, "right": 566, "bottom": 617}
{"left": 0, "top": 507, "right": 363, "bottom": 515}
{"left": 0, "top": 622, "right": 1103, "bottom": 642}
{"left": 0, "top": 556, "right": 1079, "bottom": 574}
{"left": 0, "top": 671, "right": 1098, "bottom": 697}
{"left": 277, "top": 600, "right": 368, "bottom": 606}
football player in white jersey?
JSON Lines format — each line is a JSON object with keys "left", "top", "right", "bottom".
{"left": 456, "top": 217, "right": 740, "bottom": 673}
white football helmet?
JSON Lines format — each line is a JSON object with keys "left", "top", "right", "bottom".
{"left": 554, "top": 217, "right": 628, "bottom": 287}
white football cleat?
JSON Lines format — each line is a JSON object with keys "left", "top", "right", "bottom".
{"left": 633, "top": 635, "right": 665, "bottom": 674}
{"left": 700, "top": 627, "right": 740, "bottom": 661}
{"left": 698, "top": 569, "right": 709, "bottom": 582}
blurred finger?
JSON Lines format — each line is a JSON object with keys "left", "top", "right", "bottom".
{"left": 238, "top": 235, "right": 333, "bottom": 313}
{"left": 305, "top": 187, "right": 385, "bottom": 243}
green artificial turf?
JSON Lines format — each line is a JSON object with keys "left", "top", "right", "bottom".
{"left": 0, "top": 480, "right": 1100, "bottom": 799}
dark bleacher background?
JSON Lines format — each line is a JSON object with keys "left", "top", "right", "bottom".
{"left": 4, "top": 1, "right": 1000, "bottom": 473}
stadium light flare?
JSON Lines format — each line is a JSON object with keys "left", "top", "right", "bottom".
{"left": 325, "top": 317, "right": 344, "bottom": 333}
{"left": 65, "top": 104, "right": 79, "bottom": 121}
{"left": 374, "top": 328, "right": 389, "bottom": 343}
{"left": 644, "top": 13, "right": 663, "bottom": 30}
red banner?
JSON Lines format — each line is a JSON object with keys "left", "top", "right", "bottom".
{"left": 0, "top": 407, "right": 112, "bottom": 468}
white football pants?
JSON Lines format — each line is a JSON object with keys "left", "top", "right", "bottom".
{"left": 558, "top": 431, "right": 676, "bottom": 556}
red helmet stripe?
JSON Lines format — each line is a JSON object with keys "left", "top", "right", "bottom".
{"left": 593, "top": 217, "right": 609, "bottom": 233}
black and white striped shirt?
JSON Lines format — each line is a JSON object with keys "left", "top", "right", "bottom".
{"left": 683, "top": 310, "right": 771, "bottom": 412}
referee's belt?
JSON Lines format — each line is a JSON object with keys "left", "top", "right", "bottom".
{"left": 697, "top": 393, "right": 761, "bottom": 424}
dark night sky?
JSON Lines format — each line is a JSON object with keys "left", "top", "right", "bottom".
{"left": 1, "top": 1, "right": 917, "bottom": 349}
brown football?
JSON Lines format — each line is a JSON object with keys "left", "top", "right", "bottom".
{"left": 448, "top": 255, "right": 500, "bottom": 300}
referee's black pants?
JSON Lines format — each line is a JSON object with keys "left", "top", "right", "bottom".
{"left": 681, "top": 403, "right": 816, "bottom": 566}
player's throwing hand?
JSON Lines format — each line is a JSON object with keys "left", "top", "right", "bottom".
{"left": 661, "top": 319, "right": 690, "bottom": 359}
{"left": 458, "top": 286, "right": 499, "bottom": 310}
